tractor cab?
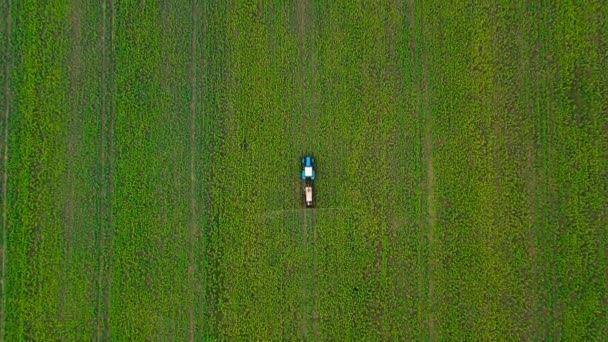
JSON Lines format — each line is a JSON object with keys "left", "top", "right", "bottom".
{"left": 301, "top": 156, "right": 316, "bottom": 181}
{"left": 301, "top": 156, "right": 315, "bottom": 208}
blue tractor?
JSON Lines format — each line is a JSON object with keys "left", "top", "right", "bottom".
{"left": 301, "top": 156, "right": 315, "bottom": 207}
{"left": 301, "top": 156, "right": 316, "bottom": 181}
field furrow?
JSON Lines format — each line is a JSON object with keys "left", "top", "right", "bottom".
{"left": 97, "top": 0, "right": 115, "bottom": 340}
{"left": 187, "top": 1, "right": 199, "bottom": 340}
{"left": 0, "top": 0, "right": 11, "bottom": 336}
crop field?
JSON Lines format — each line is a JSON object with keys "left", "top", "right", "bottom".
{"left": 1, "top": 0, "right": 607, "bottom": 340}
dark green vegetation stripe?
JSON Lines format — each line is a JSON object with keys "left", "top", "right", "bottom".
{"left": 2, "top": 1, "right": 607, "bottom": 340}
{"left": 0, "top": 0, "right": 11, "bottom": 336}
{"left": 96, "top": 0, "right": 113, "bottom": 339}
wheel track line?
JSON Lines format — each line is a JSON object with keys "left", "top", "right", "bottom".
{"left": 521, "top": 3, "right": 544, "bottom": 337}
{"left": 410, "top": 1, "right": 424, "bottom": 339}
{"left": 297, "top": 0, "right": 320, "bottom": 339}
{"left": 1, "top": 0, "right": 12, "bottom": 337}
{"left": 305, "top": 3, "right": 319, "bottom": 339}
{"left": 535, "top": 6, "right": 555, "bottom": 337}
{"left": 106, "top": 1, "right": 115, "bottom": 338}
{"left": 310, "top": 205, "right": 318, "bottom": 338}
{"left": 200, "top": 2, "right": 208, "bottom": 336}
{"left": 543, "top": 12, "right": 558, "bottom": 339}
{"left": 421, "top": 30, "right": 436, "bottom": 342}
{"left": 59, "top": 0, "right": 84, "bottom": 331}
{"left": 412, "top": 0, "right": 435, "bottom": 339}
{"left": 296, "top": 0, "right": 311, "bottom": 339}
{"left": 96, "top": 0, "right": 107, "bottom": 338}
{"left": 96, "top": 0, "right": 114, "bottom": 339}
{"left": 601, "top": 6, "right": 608, "bottom": 335}
{"left": 187, "top": 0, "right": 203, "bottom": 339}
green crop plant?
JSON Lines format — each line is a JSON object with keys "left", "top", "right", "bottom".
{"left": 1, "top": 0, "right": 606, "bottom": 340}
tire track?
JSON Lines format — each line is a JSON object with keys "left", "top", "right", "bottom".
{"left": 96, "top": 0, "right": 107, "bottom": 337}
{"left": 421, "top": 33, "right": 436, "bottom": 342}
{"left": 60, "top": 0, "right": 83, "bottom": 330}
{"left": 1, "top": 0, "right": 12, "bottom": 337}
{"left": 188, "top": 1, "right": 204, "bottom": 340}
{"left": 296, "top": 0, "right": 309, "bottom": 339}
{"left": 297, "top": 0, "right": 318, "bottom": 339}
{"left": 106, "top": 1, "right": 115, "bottom": 338}
{"left": 410, "top": 2, "right": 425, "bottom": 339}
{"left": 412, "top": 0, "right": 435, "bottom": 339}
{"left": 534, "top": 5, "right": 555, "bottom": 337}
{"left": 521, "top": 3, "right": 545, "bottom": 338}
{"left": 96, "top": 0, "right": 114, "bottom": 339}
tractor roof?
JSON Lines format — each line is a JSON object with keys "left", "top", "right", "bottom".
{"left": 304, "top": 166, "right": 313, "bottom": 177}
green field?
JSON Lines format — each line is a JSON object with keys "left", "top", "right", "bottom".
{"left": 1, "top": 1, "right": 607, "bottom": 340}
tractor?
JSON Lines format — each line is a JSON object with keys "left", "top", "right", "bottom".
{"left": 301, "top": 156, "right": 316, "bottom": 208}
